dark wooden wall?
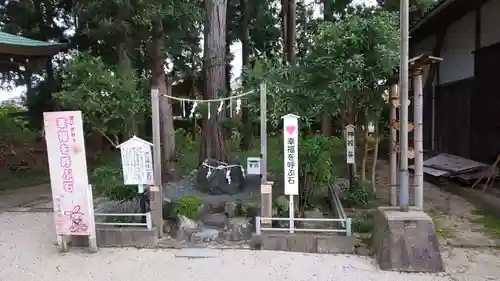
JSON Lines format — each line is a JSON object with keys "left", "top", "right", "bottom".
{"left": 470, "top": 42, "right": 500, "bottom": 163}
{"left": 424, "top": 42, "right": 500, "bottom": 163}
{"left": 433, "top": 78, "right": 473, "bottom": 158}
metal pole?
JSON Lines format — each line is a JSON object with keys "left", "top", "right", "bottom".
{"left": 260, "top": 82, "right": 268, "bottom": 183}
{"left": 399, "top": 0, "right": 410, "bottom": 211}
{"left": 260, "top": 82, "right": 272, "bottom": 226}
{"left": 389, "top": 84, "right": 398, "bottom": 206}
{"left": 289, "top": 195, "right": 295, "bottom": 233}
{"left": 413, "top": 69, "right": 424, "bottom": 210}
{"left": 346, "top": 218, "right": 352, "bottom": 237}
{"left": 151, "top": 88, "right": 163, "bottom": 236}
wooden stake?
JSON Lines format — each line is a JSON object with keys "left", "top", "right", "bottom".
{"left": 151, "top": 88, "right": 163, "bottom": 237}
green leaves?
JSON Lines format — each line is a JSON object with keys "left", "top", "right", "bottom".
{"left": 246, "top": 8, "right": 399, "bottom": 127}
{"left": 55, "top": 53, "right": 149, "bottom": 145}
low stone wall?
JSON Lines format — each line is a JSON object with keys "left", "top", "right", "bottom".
{"left": 250, "top": 233, "right": 358, "bottom": 254}
{"left": 70, "top": 227, "right": 158, "bottom": 248}
{"left": 91, "top": 199, "right": 157, "bottom": 247}
{"left": 96, "top": 227, "right": 158, "bottom": 247}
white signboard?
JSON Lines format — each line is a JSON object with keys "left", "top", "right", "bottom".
{"left": 346, "top": 124, "right": 356, "bottom": 164}
{"left": 117, "top": 136, "right": 154, "bottom": 185}
{"left": 261, "top": 183, "right": 272, "bottom": 194}
{"left": 44, "top": 111, "right": 95, "bottom": 236}
{"left": 283, "top": 114, "right": 299, "bottom": 195}
{"left": 247, "top": 157, "right": 261, "bottom": 175}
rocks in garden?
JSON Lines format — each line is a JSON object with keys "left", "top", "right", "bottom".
{"left": 195, "top": 158, "right": 245, "bottom": 195}
{"left": 163, "top": 219, "right": 175, "bottom": 235}
{"left": 303, "top": 208, "right": 326, "bottom": 229}
{"left": 221, "top": 217, "right": 253, "bottom": 241}
{"left": 202, "top": 213, "right": 229, "bottom": 229}
{"left": 162, "top": 199, "right": 175, "bottom": 220}
{"left": 190, "top": 228, "right": 220, "bottom": 243}
{"left": 240, "top": 201, "right": 258, "bottom": 218}
{"left": 272, "top": 195, "right": 290, "bottom": 217}
{"left": 224, "top": 202, "right": 238, "bottom": 217}
{"left": 203, "top": 200, "right": 226, "bottom": 214}
{"left": 175, "top": 215, "right": 199, "bottom": 241}
{"left": 179, "top": 215, "right": 198, "bottom": 229}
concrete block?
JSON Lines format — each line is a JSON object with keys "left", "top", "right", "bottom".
{"left": 96, "top": 227, "right": 158, "bottom": 247}
{"left": 261, "top": 233, "right": 289, "bottom": 251}
{"left": 371, "top": 206, "right": 444, "bottom": 273}
{"left": 316, "top": 235, "right": 358, "bottom": 254}
{"left": 287, "top": 234, "right": 317, "bottom": 253}
{"left": 249, "top": 233, "right": 263, "bottom": 250}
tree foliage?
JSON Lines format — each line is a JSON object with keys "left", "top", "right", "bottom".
{"left": 55, "top": 53, "right": 149, "bottom": 146}
{"left": 0, "top": 0, "right": 415, "bottom": 203}
{"left": 249, "top": 9, "right": 399, "bottom": 128}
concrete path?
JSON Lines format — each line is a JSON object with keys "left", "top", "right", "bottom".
{"left": 0, "top": 184, "right": 52, "bottom": 211}
{"left": 1, "top": 212, "right": 500, "bottom": 281}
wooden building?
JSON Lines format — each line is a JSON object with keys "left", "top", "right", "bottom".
{"left": 411, "top": 0, "right": 500, "bottom": 163}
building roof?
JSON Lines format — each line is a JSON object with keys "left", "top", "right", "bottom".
{"left": 410, "top": 0, "right": 485, "bottom": 43}
{"left": 0, "top": 31, "right": 67, "bottom": 57}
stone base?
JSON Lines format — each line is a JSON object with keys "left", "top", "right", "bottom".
{"left": 371, "top": 206, "right": 444, "bottom": 272}
{"left": 70, "top": 227, "right": 158, "bottom": 248}
{"left": 250, "top": 233, "right": 358, "bottom": 254}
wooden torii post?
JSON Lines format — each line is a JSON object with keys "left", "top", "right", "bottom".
{"left": 388, "top": 53, "right": 442, "bottom": 208}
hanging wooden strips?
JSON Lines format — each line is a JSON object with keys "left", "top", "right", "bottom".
{"left": 189, "top": 102, "right": 198, "bottom": 119}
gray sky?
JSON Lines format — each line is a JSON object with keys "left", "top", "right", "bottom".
{"left": 0, "top": 0, "right": 378, "bottom": 102}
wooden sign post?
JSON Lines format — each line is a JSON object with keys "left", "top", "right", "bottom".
{"left": 117, "top": 136, "right": 154, "bottom": 226}
{"left": 43, "top": 110, "right": 97, "bottom": 253}
{"left": 283, "top": 113, "right": 299, "bottom": 233}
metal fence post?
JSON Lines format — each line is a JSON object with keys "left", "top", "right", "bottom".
{"left": 346, "top": 218, "right": 352, "bottom": 236}
{"left": 146, "top": 212, "right": 152, "bottom": 230}
{"left": 256, "top": 216, "right": 261, "bottom": 235}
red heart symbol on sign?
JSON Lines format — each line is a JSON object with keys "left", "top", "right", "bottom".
{"left": 286, "top": 125, "right": 296, "bottom": 135}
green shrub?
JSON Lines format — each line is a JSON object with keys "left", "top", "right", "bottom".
{"left": 173, "top": 195, "right": 202, "bottom": 219}
{"left": 352, "top": 213, "right": 374, "bottom": 233}
{"left": 344, "top": 175, "right": 376, "bottom": 208}
{"left": 297, "top": 134, "right": 343, "bottom": 211}
{"left": 90, "top": 164, "right": 137, "bottom": 201}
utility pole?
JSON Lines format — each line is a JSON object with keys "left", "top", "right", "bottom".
{"left": 399, "top": 0, "right": 410, "bottom": 211}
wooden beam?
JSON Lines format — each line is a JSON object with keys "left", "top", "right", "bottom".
{"left": 409, "top": 53, "right": 443, "bottom": 70}
{"left": 390, "top": 53, "right": 443, "bottom": 82}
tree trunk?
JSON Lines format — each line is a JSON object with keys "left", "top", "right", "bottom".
{"left": 240, "top": 0, "right": 252, "bottom": 150}
{"left": 286, "top": 0, "right": 296, "bottom": 63}
{"left": 371, "top": 123, "right": 379, "bottom": 193}
{"left": 361, "top": 122, "right": 369, "bottom": 182}
{"left": 320, "top": 0, "right": 333, "bottom": 135}
{"left": 225, "top": 12, "right": 232, "bottom": 122}
{"left": 151, "top": 22, "right": 178, "bottom": 180}
{"left": 200, "top": 0, "right": 228, "bottom": 162}
{"left": 321, "top": 115, "right": 333, "bottom": 136}
{"left": 117, "top": 41, "right": 138, "bottom": 137}
{"left": 281, "top": 0, "right": 289, "bottom": 62}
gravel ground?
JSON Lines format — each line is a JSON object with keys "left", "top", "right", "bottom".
{"left": 1, "top": 212, "right": 500, "bottom": 281}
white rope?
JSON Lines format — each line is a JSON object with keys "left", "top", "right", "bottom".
{"left": 202, "top": 162, "right": 242, "bottom": 170}
{"left": 202, "top": 160, "right": 246, "bottom": 180}
{"left": 159, "top": 89, "right": 256, "bottom": 103}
